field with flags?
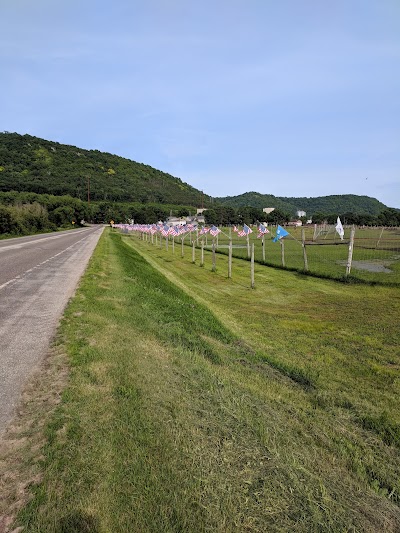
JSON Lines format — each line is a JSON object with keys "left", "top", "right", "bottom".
{"left": 9, "top": 228, "right": 399, "bottom": 532}
{"left": 115, "top": 221, "right": 400, "bottom": 285}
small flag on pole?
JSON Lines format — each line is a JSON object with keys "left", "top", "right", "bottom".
{"left": 335, "top": 217, "right": 344, "bottom": 240}
{"left": 199, "top": 226, "right": 210, "bottom": 235}
{"left": 237, "top": 224, "right": 253, "bottom": 237}
{"left": 272, "top": 225, "right": 289, "bottom": 242}
{"left": 257, "top": 224, "right": 270, "bottom": 238}
{"left": 209, "top": 225, "right": 221, "bottom": 237}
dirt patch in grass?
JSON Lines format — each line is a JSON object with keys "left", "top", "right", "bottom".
{"left": 337, "top": 259, "right": 393, "bottom": 273}
{"left": 0, "top": 343, "right": 69, "bottom": 533}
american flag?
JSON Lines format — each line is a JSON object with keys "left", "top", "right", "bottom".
{"left": 169, "top": 226, "right": 181, "bottom": 237}
{"left": 233, "top": 225, "right": 238, "bottom": 233}
{"left": 199, "top": 226, "right": 210, "bottom": 235}
{"left": 209, "top": 225, "right": 221, "bottom": 237}
{"left": 160, "top": 224, "right": 172, "bottom": 237}
{"left": 257, "top": 224, "right": 270, "bottom": 238}
{"left": 237, "top": 224, "right": 253, "bottom": 237}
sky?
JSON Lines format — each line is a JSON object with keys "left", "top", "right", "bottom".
{"left": 1, "top": 0, "right": 399, "bottom": 207}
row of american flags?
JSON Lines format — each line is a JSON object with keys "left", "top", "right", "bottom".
{"left": 113, "top": 223, "right": 290, "bottom": 241}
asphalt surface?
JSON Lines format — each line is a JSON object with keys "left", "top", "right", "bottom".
{"left": 0, "top": 226, "right": 104, "bottom": 436}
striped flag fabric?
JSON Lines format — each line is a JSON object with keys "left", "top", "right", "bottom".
{"left": 160, "top": 224, "right": 172, "bottom": 237}
{"left": 257, "top": 224, "right": 270, "bottom": 238}
{"left": 199, "top": 226, "right": 210, "bottom": 235}
{"left": 237, "top": 224, "right": 253, "bottom": 237}
{"left": 209, "top": 225, "right": 221, "bottom": 237}
{"left": 170, "top": 226, "right": 182, "bottom": 237}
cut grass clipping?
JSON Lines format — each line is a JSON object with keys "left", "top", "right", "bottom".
{"left": 15, "top": 230, "right": 400, "bottom": 532}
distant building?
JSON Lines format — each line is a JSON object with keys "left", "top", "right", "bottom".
{"left": 287, "top": 220, "right": 303, "bottom": 227}
{"left": 166, "top": 214, "right": 205, "bottom": 226}
{"left": 167, "top": 216, "right": 186, "bottom": 226}
{"left": 263, "top": 207, "right": 275, "bottom": 214}
{"left": 296, "top": 210, "right": 306, "bottom": 217}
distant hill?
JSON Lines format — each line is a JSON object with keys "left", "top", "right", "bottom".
{"left": 216, "top": 191, "right": 387, "bottom": 217}
{"left": 0, "top": 133, "right": 390, "bottom": 217}
{"left": 0, "top": 132, "right": 205, "bottom": 207}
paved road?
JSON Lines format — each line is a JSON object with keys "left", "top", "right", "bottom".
{"left": 0, "top": 226, "right": 104, "bottom": 436}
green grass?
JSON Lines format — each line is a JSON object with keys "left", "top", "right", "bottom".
{"left": 15, "top": 229, "right": 400, "bottom": 532}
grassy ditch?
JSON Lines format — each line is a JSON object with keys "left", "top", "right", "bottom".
{"left": 13, "top": 229, "right": 400, "bottom": 532}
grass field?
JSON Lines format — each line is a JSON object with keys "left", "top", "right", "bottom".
{"left": 10, "top": 228, "right": 400, "bottom": 532}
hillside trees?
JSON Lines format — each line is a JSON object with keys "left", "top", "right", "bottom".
{"left": 0, "top": 132, "right": 207, "bottom": 207}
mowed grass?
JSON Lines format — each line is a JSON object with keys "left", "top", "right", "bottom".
{"left": 16, "top": 229, "right": 400, "bottom": 532}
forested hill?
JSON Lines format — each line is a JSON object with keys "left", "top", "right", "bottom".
{"left": 216, "top": 191, "right": 387, "bottom": 216}
{"left": 0, "top": 132, "right": 390, "bottom": 217}
{"left": 0, "top": 132, "right": 205, "bottom": 206}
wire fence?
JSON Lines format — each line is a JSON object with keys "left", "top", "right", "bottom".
{"left": 201, "top": 225, "right": 400, "bottom": 285}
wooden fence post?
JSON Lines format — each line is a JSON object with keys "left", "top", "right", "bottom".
{"left": 228, "top": 239, "right": 232, "bottom": 278}
{"left": 280, "top": 240, "right": 285, "bottom": 267}
{"left": 376, "top": 227, "right": 384, "bottom": 249}
{"left": 301, "top": 228, "right": 308, "bottom": 271}
{"left": 172, "top": 237, "right": 175, "bottom": 254}
{"left": 201, "top": 241, "right": 204, "bottom": 267}
{"left": 212, "top": 241, "right": 216, "bottom": 271}
{"left": 262, "top": 235, "right": 265, "bottom": 262}
{"left": 346, "top": 226, "right": 355, "bottom": 276}
{"left": 251, "top": 243, "right": 255, "bottom": 288}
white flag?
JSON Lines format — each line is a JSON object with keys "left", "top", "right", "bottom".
{"left": 335, "top": 217, "right": 344, "bottom": 240}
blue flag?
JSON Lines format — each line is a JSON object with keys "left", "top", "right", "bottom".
{"left": 272, "top": 225, "right": 289, "bottom": 242}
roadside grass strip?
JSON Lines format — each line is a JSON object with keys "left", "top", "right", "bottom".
{"left": 14, "top": 230, "right": 400, "bottom": 532}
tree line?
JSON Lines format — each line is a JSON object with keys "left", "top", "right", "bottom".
{"left": 1, "top": 191, "right": 399, "bottom": 237}
{"left": 203, "top": 205, "right": 400, "bottom": 227}
{"left": 0, "top": 191, "right": 196, "bottom": 236}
